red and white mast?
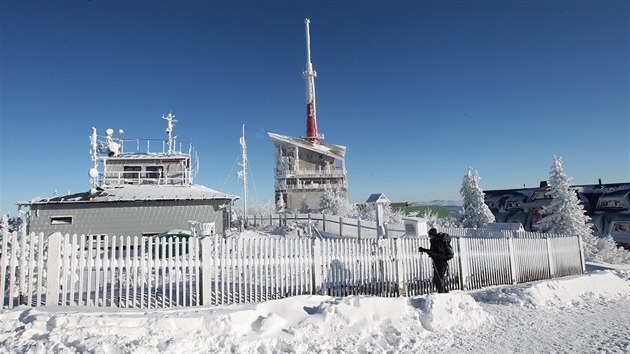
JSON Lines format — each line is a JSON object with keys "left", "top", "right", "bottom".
{"left": 303, "top": 18, "right": 320, "bottom": 144}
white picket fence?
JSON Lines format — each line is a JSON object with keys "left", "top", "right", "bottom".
{"left": 1, "top": 226, "right": 585, "bottom": 309}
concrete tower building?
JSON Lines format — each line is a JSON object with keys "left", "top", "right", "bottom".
{"left": 268, "top": 18, "right": 347, "bottom": 212}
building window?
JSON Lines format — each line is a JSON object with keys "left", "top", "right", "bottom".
{"left": 146, "top": 166, "right": 163, "bottom": 179}
{"left": 50, "top": 216, "right": 73, "bottom": 225}
{"left": 124, "top": 166, "right": 141, "bottom": 179}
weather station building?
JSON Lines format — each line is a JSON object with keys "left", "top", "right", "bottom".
{"left": 17, "top": 113, "right": 238, "bottom": 237}
{"left": 268, "top": 19, "right": 348, "bottom": 212}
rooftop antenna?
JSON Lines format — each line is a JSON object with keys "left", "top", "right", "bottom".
{"left": 303, "top": 18, "right": 320, "bottom": 144}
{"left": 237, "top": 124, "right": 248, "bottom": 221}
{"left": 163, "top": 112, "right": 177, "bottom": 154}
{"left": 88, "top": 127, "right": 99, "bottom": 188}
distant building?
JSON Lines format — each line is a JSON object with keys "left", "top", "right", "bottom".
{"left": 484, "top": 181, "right": 630, "bottom": 248}
{"left": 268, "top": 19, "right": 347, "bottom": 212}
{"left": 18, "top": 113, "right": 238, "bottom": 237}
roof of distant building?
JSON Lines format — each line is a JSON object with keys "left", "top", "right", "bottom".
{"left": 18, "top": 184, "right": 239, "bottom": 206}
{"left": 268, "top": 132, "right": 346, "bottom": 160}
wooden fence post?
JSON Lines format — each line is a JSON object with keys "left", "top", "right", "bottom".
{"left": 457, "top": 237, "right": 469, "bottom": 291}
{"left": 311, "top": 238, "right": 322, "bottom": 295}
{"left": 545, "top": 236, "right": 555, "bottom": 279}
{"left": 200, "top": 238, "right": 212, "bottom": 306}
{"left": 0, "top": 226, "right": 9, "bottom": 308}
{"left": 576, "top": 235, "right": 586, "bottom": 274}
{"left": 394, "top": 238, "right": 405, "bottom": 296}
{"left": 507, "top": 235, "right": 517, "bottom": 284}
{"left": 339, "top": 217, "right": 343, "bottom": 237}
{"left": 357, "top": 219, "right": 362, "bottom": 240}
{"left": 322, "top": 214, "right": 326, "bottom": 232}
{"left": 46, "top": 232, "right": 62, "bottom": 306}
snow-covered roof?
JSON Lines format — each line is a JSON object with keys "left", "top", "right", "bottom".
{"left": 598, "top": 189, "right": 630, "bottom": 200}
{"left": 523, "top": 199, "right": 552, "bottom": 208}
{"left": 365, "top": 193, "right": 390, "bottom": 204}
{"left": 484, "top": 194, "right": 506, "bottom": 202}
{"left": 268, "top": 132, "right": 346, "bottom": 160}
{"left": 506, "top": 193, "right": 528, "bottom": 202}
{"left": 18, "top": 184, "right": 239, "bottom": 205}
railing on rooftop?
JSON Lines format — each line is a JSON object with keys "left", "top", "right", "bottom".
{"left": 101, "top": 171, "right": 191, "bottom": 186}
{"left": 100, "top": 138, "right": 193, "bottom": 156}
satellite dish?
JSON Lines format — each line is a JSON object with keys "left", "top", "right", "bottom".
{"left": 118, "top": 129, "right": 124, "bottom": 135}
{"left": 106, "top": 128, "right": 114, "bottom": 135}
{"left": 89, "top": 168, "right": 98, "bottom": 178}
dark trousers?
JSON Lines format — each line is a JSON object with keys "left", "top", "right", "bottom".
{"left": 433, "top": 261, "right": 449, "bottom": 293}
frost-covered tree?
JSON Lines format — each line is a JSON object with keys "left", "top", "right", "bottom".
{"left": 299, "top": 199, "right": 310, "bottom": 214}
{"left": 246, "top": 200, "right": 276, "bottom": 216}
{"left": 275, "top": 193, "right": 286, "bottom": 214}
{"left": 535, "top": 156, "right": 630, "bottom": 265}
{"left": 319, "top": 185, "right": 356, "bottom": 217}
{"left": 459, "top": 167, "right": 495, "bottom": 228}
{"left": 421, "top": 209, "right": 461, "bottom": 228}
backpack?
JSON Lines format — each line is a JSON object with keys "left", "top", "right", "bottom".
{"left": 439, "top": 233, "right": 454, "bottom": 261}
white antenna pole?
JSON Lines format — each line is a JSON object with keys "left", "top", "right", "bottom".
{"left": 239, "top": 124, "right": 248, "bottom": 221}
{"left": 89, "top": 127, "right": 98, "bottom": 188}
{"left": 163, "top": 112, "right": 176, "bottom": 154}
{"left": 303, "top": 18, "right": 320, "bottom": 143}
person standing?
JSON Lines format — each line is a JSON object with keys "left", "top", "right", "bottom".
{"left": 419, "top": 228, "right": 453, "bottom": 293}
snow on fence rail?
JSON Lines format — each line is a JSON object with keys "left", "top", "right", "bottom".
{"left": 1, "top": 225, "right": 584, "bottom": 309}
{"left": 247, "top": 213, "right": 407, "bottom": 238}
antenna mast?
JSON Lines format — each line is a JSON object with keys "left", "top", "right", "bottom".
{"left": 89, "top": 127, "right": 99, "bottom": 188}
{"left": 303, "top": 18, "right": 320, "bottom": 144}
{"left": 163, "top": 112, "right": 177, "bottom": 154}
{"left": 238, "top": 124, "right": 248, "bottom": 220}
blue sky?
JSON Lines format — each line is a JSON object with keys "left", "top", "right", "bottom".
{"left": 1, "top": 0, "right": 628, "bottom": 215}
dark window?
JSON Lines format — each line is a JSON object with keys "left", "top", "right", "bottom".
{"left": 51, "top": 216, "right": 73, "bottom": 225}
{"left": 124, "top": 166, "right": 141, "bottom": 179}
{"left": 146, "top": 166, "right": 163, "bottom": 179}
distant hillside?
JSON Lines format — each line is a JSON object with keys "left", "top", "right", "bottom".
{"left": 393, "top": 205, "right": 451, "bottom": 218}
{"left": 417, "top": 200, "right": 463, "bottom": 207}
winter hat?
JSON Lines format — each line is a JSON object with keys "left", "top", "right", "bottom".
{"left": 428, "top": 228, "right": 438, "bottom": 236}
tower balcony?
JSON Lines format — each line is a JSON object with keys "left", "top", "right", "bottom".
{"left": 274, "top": 169, "right": 345, "bottom": 179}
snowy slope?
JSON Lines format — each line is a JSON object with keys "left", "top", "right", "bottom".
{"left": 1, "top": 264, "right": 628, "bottom": 353}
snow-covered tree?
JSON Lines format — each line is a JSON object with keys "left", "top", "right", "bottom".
{"left": 319, "top": 185, "right": 356, "bottom": 217}
{"left": 299, "top": 199, "right": 310, "bottom": 214}
{"left": 275, "top": 193, "right": 286, "bottom": 213}
{"left": 246, "top": 200, "right": 275, "bottom": 216}
{"left": 459, "top": 167, "right": 495, "bottom": 228}
{"left": 421, "top": 209, "right": 461, "bottom": 228}
{"left": 535, "top": 156, "right": 630, "bottom": 264}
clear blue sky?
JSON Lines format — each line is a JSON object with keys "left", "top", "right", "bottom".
{"left": 1, "top": 0, "right": 628, "bottom": 215}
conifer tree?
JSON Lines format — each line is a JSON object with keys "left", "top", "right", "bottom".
{"left": 535, "top": 156, "right": 630, "bottom": 264}
{"left": 459, "top": 167, "right": 495, "bottom": 228}
{"left": 319, "top": 185, "right": 356, "bottom": 217}
{"left": 534, "top": 156, "right": 592, "bottom": 236}
{"left": 275, "top": 193, "right": 286, "bottom": 213}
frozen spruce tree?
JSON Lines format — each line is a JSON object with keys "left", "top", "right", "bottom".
{"left": 460, "top": 167, "right": 495, "bottom": 228}
{"left": 535, "top": 156, "right": 630, "bottom": 264}
{"left": 275, "top": 193, "right": 286, "bottom": 213}
{"left": 319, "top": 185, "right": 356, "bottom": 217}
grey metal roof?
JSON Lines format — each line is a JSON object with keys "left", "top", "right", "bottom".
{"left": 268, "top": 132, "right": 346, "bottom": 160}
{"left": 18, "top": 184, "right": 239, "bottom": 205}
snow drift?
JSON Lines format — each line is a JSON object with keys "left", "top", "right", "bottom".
{"left": 1, "top": 268, "right": 628, "bottom": 353}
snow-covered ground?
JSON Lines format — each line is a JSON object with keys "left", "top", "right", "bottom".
{"left": 1, "top": 263, "right": 628, "bottom": 353}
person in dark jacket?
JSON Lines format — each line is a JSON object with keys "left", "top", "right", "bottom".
{"left": 419, "top": 228, "right": 451, "bottom": 293}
